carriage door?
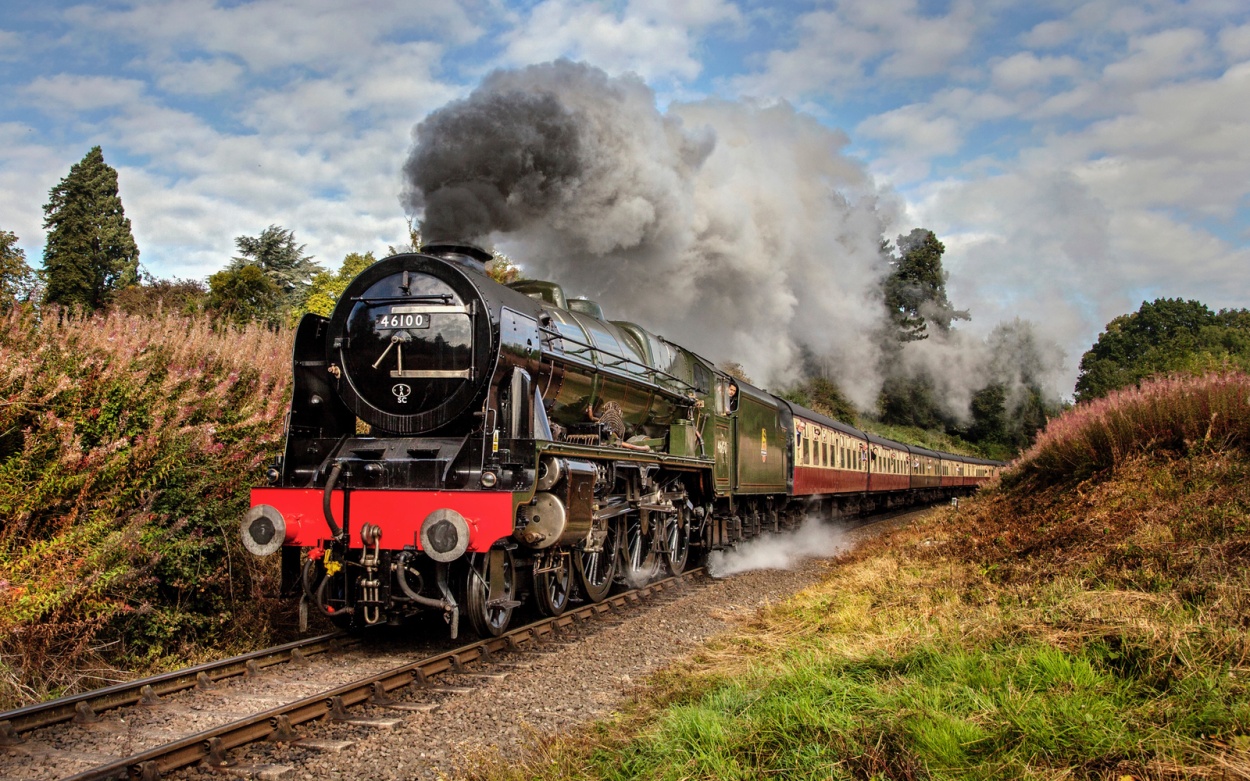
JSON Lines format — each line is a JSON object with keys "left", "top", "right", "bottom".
{"left": 713, "top": 376, "right": 735, "bottom": 494}
{"left": 713, "top": 420, "right": 733, "bottom": 493}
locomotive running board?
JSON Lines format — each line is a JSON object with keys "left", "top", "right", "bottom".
{"left": 535, "top": 440, "right": 712, "bottom": 469}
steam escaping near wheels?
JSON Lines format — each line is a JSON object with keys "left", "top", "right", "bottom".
{"left": 707, "top": 517, "right": 852, "bottom": 578}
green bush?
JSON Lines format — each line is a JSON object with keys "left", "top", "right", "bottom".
{"left": 0, "top": 304, "right": 291, "bottom": 705}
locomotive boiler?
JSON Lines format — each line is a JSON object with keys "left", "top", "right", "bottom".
{"left": 242, "top": 244, "right": 1002, "bottom": 639}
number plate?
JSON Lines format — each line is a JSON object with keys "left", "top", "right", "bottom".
{"left": 376, "top": 312, "right": 430, "bottom": 330}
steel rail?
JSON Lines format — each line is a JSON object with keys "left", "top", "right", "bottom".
{"left": 57, "top": 569, "right": 702, "bottom": 781}
{"left": 0, "top": 632, "right": 347, "bottom": 738}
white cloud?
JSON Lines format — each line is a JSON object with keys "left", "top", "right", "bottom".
{"left": 498, "top": 0, "right": 738, "bottom": 82}
{"left": 931, "top": 87, "right": 1018, "bottom": 122}
{"left": 991, "top": 52, "right": 1082, "bottom": 90}
{"left": 1218, "top": 23, "right": 1250, "bottom": 59}
{"left": 856, "top": 85, "right": 1019, "bottom": 183}
{"left": 153, "top": 57, "right": 245, "bottom": 96}
{"left": 1021, "top": 18, "right": 1074, "bottom": 48}
{"left": 627, "top": 0, "right": 741, "bottom": 28}
{"left": 1102, "top": 28, "right": 1210, "bottom": 89}
{"left": 875, "top": 1, "right": 977, "bottom": 78}
{"left": 1047, "top": 61, "right": 1250, "bottom": 219}
{"left": 902, "top": 48, "right": 1250, "bottom": 392}
{"left": 857, "top": 104, "right": 962, "bottom": 182}
{"left": 0, "top": 123, "right": 69, "bottom": 263}
{"left": 22, "top": 74, "right": 147, "bottom": 112}
{"left": 66, "top": 0, "right": 480, "bottom": 74}
{"left": 4, "top": 1, "right": 479, "bottom": 283}
{"left": 0, "top": 29, "right": 21, "bottom": 59}
{"left": 731, "top": 0, "right": 981, "bottom": 100}
{"left": 1029, "top": 82, "right": 1102, "bottom": 119}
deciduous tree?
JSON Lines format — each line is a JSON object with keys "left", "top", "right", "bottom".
{"left": 111, "top": 274, "right": 208, "bottom": 317}
{"left": 387, "top": 218, "right": 422, "bottom": 256}
{"left": 293, "top": 251, "right": 377, "bottom": 320}
{"left": 207, "top": 265, "right": 281, "bottom": 328}
{"left": 42, "top": 147, "right": 139, "bottom": 309}
{"left": 0, "top": 230, "right": 35, "bottom": 302}
{"left": 486, "top": 250, "right": 522, "bottom": 284}
{"left": 1075, "top": 298, "right": 1250, "bottom": 401}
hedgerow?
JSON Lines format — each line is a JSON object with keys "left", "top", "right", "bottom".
{"left": 0, "top": 304, "right": 291, "bottom": 706}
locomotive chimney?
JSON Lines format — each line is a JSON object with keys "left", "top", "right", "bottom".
{"left": 422, "top": 242, "right": 493, "bottom": 273}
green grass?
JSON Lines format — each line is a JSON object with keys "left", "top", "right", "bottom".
{"left": 490, "top": 580, "right": 1246, "bottom": 780}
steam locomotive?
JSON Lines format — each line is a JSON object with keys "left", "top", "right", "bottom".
{"left": 241, "top": 244, "right": 1001, "bottom": 638}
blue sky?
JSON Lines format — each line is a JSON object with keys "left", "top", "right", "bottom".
{"left": 2, "top": 0, "right": 1249, "bottom": 396}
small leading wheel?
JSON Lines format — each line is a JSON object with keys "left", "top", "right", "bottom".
{"left": 575, "top": 520, "right": 618, "bottom": 603}
{"left": 534, "top": 551, "right": 573, "bottom": 616}
{"left": 464, "top": 548, "right": 516, "bottom": 637}
{"left": 618, "top": 512, "right": 661, "bottom": 586}
{"left": 659, "top": 510, "right": 691, "bottom": 575}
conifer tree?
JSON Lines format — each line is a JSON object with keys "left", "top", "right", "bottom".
{"left": 229, "top": 225, "right": 321, "bottom": 311}
{"left": 883, "top": 229, "right": 968, "bottom": 341}
{"left": 42, "top": 147, "right": 140, "bottom": 309}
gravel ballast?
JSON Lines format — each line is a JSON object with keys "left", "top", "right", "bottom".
{"left": 178, "top": 513, "right": 919, "bottom": 781}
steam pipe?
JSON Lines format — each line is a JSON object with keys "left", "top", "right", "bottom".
{"left": 314, "top": 575, "right": 351, "bottom": 617}
{"left": 302, "top": 558, "right": 351, "bottom": 618}
{"left": 394, "top": 551, "right": 457, "bottom": 612}
{"left": 323, "top": 463, "right": 345, "bottom": 541}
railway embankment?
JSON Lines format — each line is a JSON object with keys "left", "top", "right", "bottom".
{"left": 472, "top": 373, "right": 1250, "bottom": 780}
{"left": 0, "top": 306, "right": 290, "bottom": 708}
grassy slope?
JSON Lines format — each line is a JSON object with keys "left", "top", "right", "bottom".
{"left": 471, "top": 374, "right": 1250, "bottom": 780}
{"left": 0, "top": 305, "right": 291, "bottom": 707}
{"left": 856, "top": 420, "right": 984, "bottom": 458}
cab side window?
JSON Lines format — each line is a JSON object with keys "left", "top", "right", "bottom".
{"left": 694, "top": 363, "right": 712, "bottom": 394}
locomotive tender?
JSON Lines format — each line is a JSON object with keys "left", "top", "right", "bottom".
{"left": 241, "top": 244, "right": 1001, "bottom": 637}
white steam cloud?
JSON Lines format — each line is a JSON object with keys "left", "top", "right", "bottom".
{"left": 404, "top": 60, "right": 896, "bottom": 407}
{"left": 893, "top": 318, "right": 1068, "bottom": 425}
{"left": 402, "top": 60, "right": 1068, "bottom": 415}
{"left": 707, "top": 516, "right": 852, "bottom": 577}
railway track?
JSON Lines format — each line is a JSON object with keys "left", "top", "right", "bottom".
{"left": 0, "top": 634, "right": 348, "bottom": 741}
{"left": 0, "top": 569, "right": 705, "bottom": 781}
